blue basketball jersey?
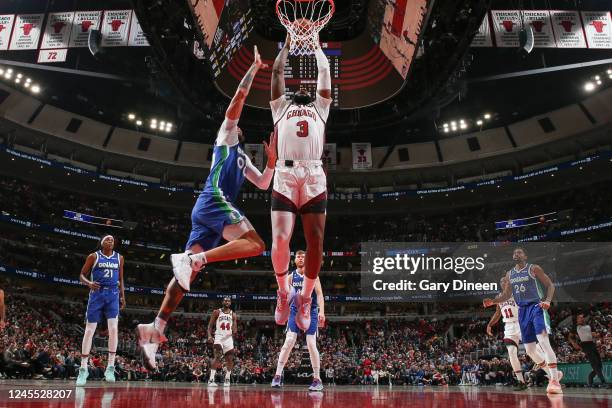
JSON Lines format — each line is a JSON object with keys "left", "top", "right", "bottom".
{"left": 291, "top": 270, "right": 317, "bottom": 303}
{"left": 509, "top": 263, "right": 544, "bottom": 306}
{"left": 202, "top": 143, "right": 247, "bottom": 204}
{"left": 91, "top": 250, "right": 120, "bottom": 288}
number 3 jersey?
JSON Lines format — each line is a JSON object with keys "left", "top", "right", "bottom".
{"left": 270, "top": 95, "right": 332, "bottom": 160}
{"left": 91, "top": 250, "right": 120, "bottom": 287}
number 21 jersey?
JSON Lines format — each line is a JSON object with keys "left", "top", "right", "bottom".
{"left": 270, "top": 95, "right": 332, "bottom": 161}
{"left": 91, "top": 250, "right": 120, "bottom": 288}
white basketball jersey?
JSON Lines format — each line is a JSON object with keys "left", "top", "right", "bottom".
{"left": 215, "top": 309, "right": 233, "bottom": 338}
{"left": 270, "top": 95, "right": 332, "bottom": 161}
{"left": 500, "top": 297, "right": 519, "bottom": 324}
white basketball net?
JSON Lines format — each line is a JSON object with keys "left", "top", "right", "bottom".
{"left": 276, "top": 0, "right": 335, "bottom": 56}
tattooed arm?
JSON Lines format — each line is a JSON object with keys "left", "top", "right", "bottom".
{"left": 225, "top": 45, "right": 267, "bottom": 121}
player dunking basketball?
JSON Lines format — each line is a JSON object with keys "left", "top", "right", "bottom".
{"left": 271, "top": 34, "right": 332, "bottom": 332}
{"left": 207, "top": 296, "right": 238, "bottom": 387}
{"left": 137, "top": 47, "right": 277, "bottom": 370}
{"left": 272, "top": 250, "right": 325, "bottom": 391}
{"left": 484, "top": 247, "right": 563, "bottom": 394}
{"left": 77, "top": 235, "right": 125, "bottom": 386}
{"left": 486, "top": 276, "right": 546, "bottom": 391}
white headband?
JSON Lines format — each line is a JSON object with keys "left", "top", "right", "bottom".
{"left": 101, "top": 235, "right": 114, "bottom": 243}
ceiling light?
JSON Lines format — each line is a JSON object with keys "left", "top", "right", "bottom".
{"left": 460, "top": 123, "right": 467, "bottom": 129}
{"left": 31, "top": 85, "right": 40, "bottom": 94}
{"left": 459, "top": 119, "right": 465, "bottom": 124}
{"left": 476, "top": 120, "right": 483, "bottom": 125}
{"left": 24, "top": 82, "right": 30, "bottom": 88}
{"left": 594, "top": 75, "right": 600, "bottom": 80}
{"left": 150, "top": 123, "right": 157, "bottom": 129}
{"left": 584, "top": 82, "right": 595, "bottom": 92}
{"left": 596, "top": 80, "right": 602, "bottom": 85}
{"left": 7, "top": 68, "right": 12, "bottom": 74}
{"left": 443, "top": 128, "right": 449, "bottom": 133}
{"left": 136, "top": 120, "right": 143, "bottom": 126}
{"left": 451, "top": 121, "right": 456, "bottom": 126}
{"left": 0, "top": 69, "right": 4, "bottom": 75}
{"left": 15, "top": 78, "right": 20, "bottom": 84}
{"left": 128, "top": 113, "right": 135, "bottom": 120}
{"left": 17, "top": 73, "right": 22, "bottom": 79}
{"left": 484, "top": 113, "right": 491, "bottom": 119}
{"left": 443, "top": 123, "right": 448, "bottom": 128}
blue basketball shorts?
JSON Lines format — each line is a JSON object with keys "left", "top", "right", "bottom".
{"left": 518, "top": 302, "right": 551, "bottom": 344}
{"left": 86, "top": 288, "right": 119, "bottom": 323}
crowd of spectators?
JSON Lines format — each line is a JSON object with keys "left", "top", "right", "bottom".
{"left": 1, "top": 287, "right": 610, "bottom": 387}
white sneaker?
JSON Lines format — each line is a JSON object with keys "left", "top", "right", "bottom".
{"left": 208, "top": 380, "right": 218, "bottom": 387}
{"left": 171, "top": 253, "right": 194, "bottom": 291}
{"left": 136, "top": 323, "right": 167, "bottom": 371}
{"left": 224, "top": 378, "right": 230, "bottom": 387}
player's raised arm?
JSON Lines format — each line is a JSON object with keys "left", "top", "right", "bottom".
{"left": 486, "top": 305, "right": 501, "bottom": 336}
{"left": 532, "top": 264, "right": 555, "bottom": 310}
{"left": 314, "top": 44, "right": 332, "bottom": 100}
{"left": 80, "top": 253, "right": 100, "bottom": 291}
{"left": 483, "top": 272, "right": 512, "bottom": 307}
{"left": 245, "top": 131, "right": 277, "bottom": 190}
{"left": 271, "top": 35, "right": 290, "bottom": 100}
{"left": 225, "top": 45, "right": 267, "bottom": 121}
{"left": 207, "top": 309, "right": 220, "bottom": 343}
{"left": 315, "top": 277, "right": 325, "bottom": 327}
{"left": 119, "top": 255, "right": 126, "bottom": 309}
{"left": 232, "top": 313, "right": 238, "bottom": 336}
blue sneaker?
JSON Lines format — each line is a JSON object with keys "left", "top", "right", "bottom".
{"left": 105, "top": 366, "right": 115, "bottom": 382}
{"left": 76, "top": 367, "right": 89, "bottom": 387}
{"left": 309, "top": 379, "right": 323, "bottom": 391}
{"left": 271, "top": 375, "right": 282, "bottom": 388}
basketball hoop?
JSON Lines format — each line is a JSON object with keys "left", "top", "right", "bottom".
{"left": 276, "top": 0, "right": 335, "bottom": 56}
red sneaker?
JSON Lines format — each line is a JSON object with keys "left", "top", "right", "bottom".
{"left": 275, "top": 290, "right": 290, "bottom": 325}
{"left": 295, "top": 294, "right": 312, "bottom": 331}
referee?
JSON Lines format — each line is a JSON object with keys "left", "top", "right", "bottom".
{"left": 569, "top": 313, "right": 607, "bottom": 387}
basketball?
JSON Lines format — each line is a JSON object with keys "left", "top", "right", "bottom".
{"left": 0, "top": 0, "right": 610, "bottom": 407}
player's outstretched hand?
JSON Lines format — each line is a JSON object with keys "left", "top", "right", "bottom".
{"left": 483, "top": 298, "right": 494, "bottom": 308}
{"left": 253, "top": 45, "right": 268, "bottom": 70}
{"left": 318, "top": 313, "right": 325, "bottom": 328}
{"left": 539, "top": 301, "right": 551, "bottom": 310}
{"left": 120, "top": 296, "right": 126, "bottom": 310}
{"left": 486, "top": 324, "right": 493, "bottom": 336}
{"left": 263, "top": 131, "right": 277, "bottom": 169}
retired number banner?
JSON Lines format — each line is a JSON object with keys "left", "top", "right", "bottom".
{"left": 40, "top": 12, "right": 74, "bottom": 49}
{"left": 581, "top": 11, "right": 612, "bottom": 49}
{"left": 0, "top": 15, "right": 15, "bottom": 51}
{"left": 9, "top": 14, "right": 44, "bottom": 50}
{"left": 491, "top": 10, "right": 521, "bottom": 47}
{"left": 523, "top": 10, "right": 556, "bottom": 48}
{"left": 550, "top": 10, "right": 587, "bottom": 48}
{"left": 69, "top": 11, "right": 102, "bottom": 48}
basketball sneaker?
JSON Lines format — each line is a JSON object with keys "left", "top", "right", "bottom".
{"left": 170, "top": 253, "right": 200, "bottom": 291}
{"left": 547, "top": 371, "right": 563, "bottom": 394}
{"left": 136, "top": 323, "right": 167, "bottom": 370}
{"left": 224, "top": 378, "right": 231, "bottom": 387}
{"left": 271, "top": 375, "right": 282, "bottom": 388}
{"left": 309, "top": 378, "right": 324, "bottom": 391}
{"left": 294, "top": 294, "right": 312, "bottom": 331}
{"left": 208, "top": 379, "right": 218, "bottom": 387}
{"left": 104, "top": 366, "right": 116, "bottom": 383}
{"left": 76, "top": 367, "right": 88, "bottom": 387}
{"left": 275, "top": 290, "right": 291, "bottom": 325}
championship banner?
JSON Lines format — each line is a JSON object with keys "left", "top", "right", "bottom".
{"left": 322, "top": 143, "right": 337, "bottom": 170}
{"left": 9, "top": 14, "right": 44, "bottom": 50}
{"left": 471, "top": 15, "right": 493, "bottom": 47}
{"left": 523, "top": 10, "right": 556, "bottom": 48}
{"left": 127, "top": 10, "right": 149, "bottom": 47}
{"left": 100, "top": 9, "right": 132, "bottom": 47}
{"left": 69, "top": 11, "right": 102, "bottom": 48}
{"left": 491, "top": 10, "right": 521, "bottom": 47}
{"left": 40, "top": 12, "right": 74, "bottom": 49}
{"left": 581, "top": 11, "right": 612, "bottom": 49}
{"left": 244, "top": 143, "right": 264, "bottom": 170}
{"left": 551, "top": 10, "right": 587, "bottom": 48}
{"left": 0, "top": 15, "right": 15, "bottom": 51}
{"left": 37, "top": 48, "right": 67, "bottom": 63}
{"left": 352, "top": 143, "right": 372, "bottom": 170}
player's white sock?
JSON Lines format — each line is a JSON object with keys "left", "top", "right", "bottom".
{"left": 506, "top": 345, "right": 523, "bottom": 382}
{"left": 224, "top": 370, "right": 231, "bottom": 381}
{"left": 276, "top": 332, "right": 297, "bottom": 376}
{"left": 209, "top": 369, "right": 216, "bottom": 382}
{"left": 306, "top": 334, "right": 320, "bottom": 380}
{"left": 107, "top": 318, "right": 118, "bottom": 365}
{"left": 302, "top": 276, "right": 316, "bottom": 299}
{"left": 525, "top": 341, "right": 551, "bottom": 377}
{"left": 189, "top": 251, "right": 208, "bottom": 266}
{"left": 81, "top": 322, "right": 97, "bottom": 368}
{"left": 154, "top": 316, "right": 167, "bottom": 334}
{"left": 536, "top": 333, "right": 559, "bottom": 380}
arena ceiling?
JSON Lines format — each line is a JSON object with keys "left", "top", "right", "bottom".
{"left": 0, "top": 0, "right": 610, "bottom": 146}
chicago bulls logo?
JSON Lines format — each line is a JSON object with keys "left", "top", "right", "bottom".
{"left": 357, "top": 148, "right": 367, "bottom": 163}
{"left": 530, "top": 21, "right": 545, "bottom": 33}
{"left": 81, "top": 20, "right": 93, "bottom": 32}
{"left": 501, "top": 20, "right": 515, "bottom": 32}
{"left": 22, "top": 23, "right": 35, "bottom": 35}
{"left": 560, "top": 20, "right": 574, "bottom": 32}
{"left": 110, "top": 20, "right": 123, "bottom": 32}
{"left": 51, "top": 21, "right": 66, "bottom": 34}
{"left": 591, "top": 20, "right": 606, "bottom": 33}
